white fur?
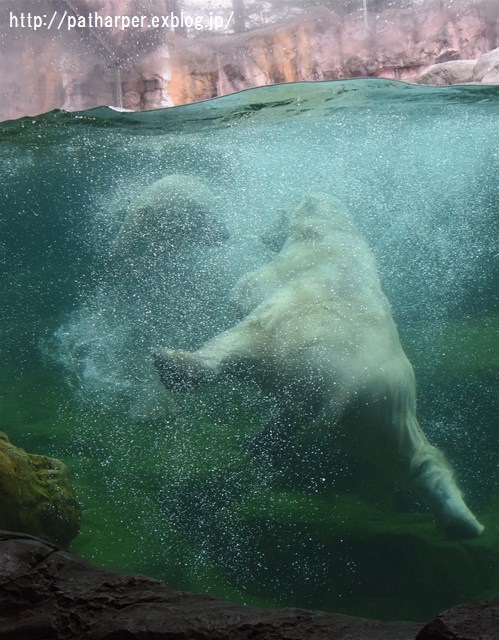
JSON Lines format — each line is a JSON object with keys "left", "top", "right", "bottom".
{"left": 154, "top": 192, "right": 484, "bottom": 538}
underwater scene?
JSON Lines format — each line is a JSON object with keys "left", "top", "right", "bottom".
{"left": 1, "top": 78, "right": 498, "bottom": 622}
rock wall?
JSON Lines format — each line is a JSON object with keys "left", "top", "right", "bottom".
{"left": 166, "top": 2, "right": 499, "bottom": 105}
{"left": 1, "top": 0, "right": 498, "bottom": 120}
{"left": 0, "top": 0, "right": 170, "bottom": 121}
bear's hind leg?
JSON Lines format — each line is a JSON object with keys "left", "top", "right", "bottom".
{"left": 405, "top": 417, "right": 484, "bottom": 539}
{"left": 412, "top": 451, "right": 484, "bottom": 539}
{"left": 154, "top": 323, "right": 257, "bottom": 391}
{"left": 153, "top": 347, "right": 218, "bottom": 391}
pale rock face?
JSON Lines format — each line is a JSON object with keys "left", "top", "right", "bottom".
{"left": 415, "top": 47, "right": 499, "bottom": 84}
{"left": 415, "top": 59, "right": 478, "bottom": 85}
{"left": 166, "top": 3, "right": 499, "bottom": 103}
{"left": 473, "top": 46, "right": 499, "bottom": 82}
{"left": 154, "top": 192, "right": 484, "bottom": 539}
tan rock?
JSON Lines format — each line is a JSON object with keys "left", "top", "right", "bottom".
{"left": 415, "top": 47, "right": 499, "bottom": 84}
{"left": 0, "top": 432, "right": 80, "bottom": 548}
{"left": 415, "top": 59, "right": 477, "bottom": 85}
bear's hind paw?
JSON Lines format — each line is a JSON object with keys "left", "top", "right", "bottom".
{"left": 153, "top": 349, "right": 197, "bottom": 391}
{"left": 439, "top": 500, "right": 485, "bottom": 540}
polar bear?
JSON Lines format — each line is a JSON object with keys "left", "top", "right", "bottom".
{"left": 154, "top": 192, "right": 484, "bottom": 539}
{"left": 111, "top": 173, "right": 229, "bottom": 258}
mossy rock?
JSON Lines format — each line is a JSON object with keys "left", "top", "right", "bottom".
{"left": 0, "top": 431, "right": 81, "bottom": 547}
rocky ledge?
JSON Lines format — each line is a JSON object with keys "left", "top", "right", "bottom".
{"left": 415, "top": 47, "right": 499, "bottom": 84}
{"left": 1, "top": 531, "right": 498, "bottom": 640}
{"left": 416, "top": 599, "right": 499, "bottom": 640}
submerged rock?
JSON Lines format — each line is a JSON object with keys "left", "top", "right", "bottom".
{"left": 0, "top": 530, "right": 422, "bottom": 640}
{"left": 0, "top": 433, "right": 80, "bottom": 548}
{"left": 416, "top": 598, "right": 499, "bottom": 639}
{"left": 2, "top": 530, "right": 498, "bottom": 640}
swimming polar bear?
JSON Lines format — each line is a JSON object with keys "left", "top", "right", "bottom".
{"left": 154, "top": 192, "right": 484, "bottom": 539}
{"left": 111, "top": 173, "right": 229, "bottom": 258}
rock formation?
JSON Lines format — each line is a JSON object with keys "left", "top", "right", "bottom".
{"left": 1, "top": 0, "right": 498, "bottom": 120}
{"left": 415, "top": 46, "right": 499, "bottom": 83}
{"left": 1, "top": 530, "right": 498, "bottom": 640}
{"left": 0, "top": 432, "right": 80, "bottom": 548}
{"left": 416, "top": 599, "right": 499, "bottom": 639}
{"left": 0, "top": 530, "right": 420, "bottom": 640}
{"left": 166, "top": 2, "right": 499, "bottom": 105}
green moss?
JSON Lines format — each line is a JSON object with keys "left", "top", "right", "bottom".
{"left": 0, "top": 431, "right": 81, "bottom": 547}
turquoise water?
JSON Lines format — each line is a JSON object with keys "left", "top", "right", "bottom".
{"left": 1, "top": 79, "right": 498, "bottom": 621}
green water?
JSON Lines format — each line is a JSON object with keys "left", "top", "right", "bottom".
{"left": 1, "top": 79, "right": 498, "bottom": 622}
